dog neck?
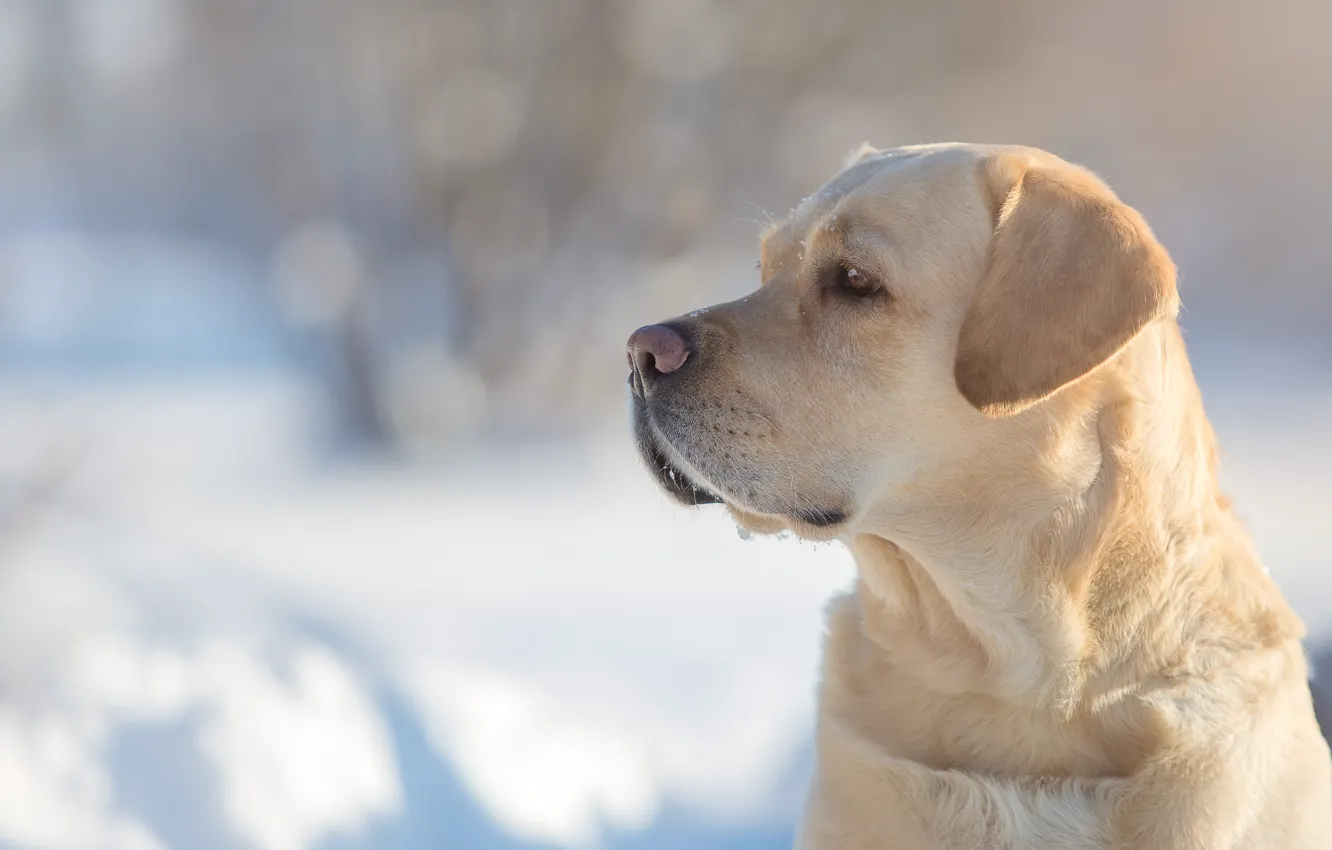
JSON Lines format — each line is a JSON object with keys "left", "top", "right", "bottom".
{"left": 852, "top": 321, "right": 1302, "bottom": 712}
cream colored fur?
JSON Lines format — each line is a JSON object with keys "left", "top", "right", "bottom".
{"left": 629, "top": 143, "right": 1332, "bottom": 848}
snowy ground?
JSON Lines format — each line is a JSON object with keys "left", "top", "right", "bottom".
{"left": 0, "top": 335, "right": 1328, "bottom": 850}
{"left": 0, "top": 374, "right": 853, "bottom": 850}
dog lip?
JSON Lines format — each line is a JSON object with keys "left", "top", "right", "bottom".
{"left": 632, "top": 403, "right": 723, "bottom": 506}
{"left": 644, "top": 437, "right": 723, "bottom": 506}
{"left": 793, "top": 507, "right": 847, "bottom": 528}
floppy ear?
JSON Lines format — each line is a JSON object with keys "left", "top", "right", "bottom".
{"left": 954, "top": 153, "right": 1180, "bottom": 417}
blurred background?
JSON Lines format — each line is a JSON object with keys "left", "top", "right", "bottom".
{"left": 0, "top": 1, "right": 1330, "bottom": 848}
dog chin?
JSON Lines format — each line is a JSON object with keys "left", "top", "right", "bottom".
{"left": 726, "top": 505, "right": 790, "bottom": 536}
{"left": 727, "top": 503, "right": 852, "bottom": 542}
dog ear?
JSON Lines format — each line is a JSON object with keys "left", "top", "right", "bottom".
{"left": 954, "top": 153, "right": 1179, "bottom": 417}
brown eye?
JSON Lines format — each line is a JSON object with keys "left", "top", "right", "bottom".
{"left": 833, "top": 263, "right": 881, "bottom": 297}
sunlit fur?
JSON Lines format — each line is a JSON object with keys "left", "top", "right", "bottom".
{"left": 637, "top": 143, "right": 1332, "bottom": 848}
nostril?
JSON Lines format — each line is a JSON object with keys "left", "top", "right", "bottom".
{"left": 627, "top": 324, "right": 691, "bottom": 391}
{"left": 634, "top": 348, "right": 662, "bottom": 381}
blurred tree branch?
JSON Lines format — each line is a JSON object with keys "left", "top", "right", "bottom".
{"left": 0, "top": 446, "right": 81, "bottom": 567}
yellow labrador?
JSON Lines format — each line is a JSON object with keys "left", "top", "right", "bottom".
{"left": 626, "top": 143, "right": 1332, "bottom": 848}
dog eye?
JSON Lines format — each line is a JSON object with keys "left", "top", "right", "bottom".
{"left": 833, "top": 264, "right": 881, "bottom": 297}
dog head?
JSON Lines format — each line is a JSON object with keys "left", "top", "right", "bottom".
{"left": 628, "top": 143, "right": 1178, "bottom": 540}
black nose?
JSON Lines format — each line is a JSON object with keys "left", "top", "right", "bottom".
{"left": 627, "top": 324, "right": 689, "bottom": 392}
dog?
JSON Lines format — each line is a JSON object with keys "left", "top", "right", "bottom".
{"left": 626, "top": 143, "right": 1332, "bottom": 848}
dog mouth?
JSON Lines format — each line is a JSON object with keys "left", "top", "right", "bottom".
{"left": 631, "top": 392, "right": 723, "bottom": 507}
{"left": 628, "top": 378, "right": 849, "bottom": 527}
{"left": 636, "top": 427, "right": 851, "bottom": 527}
{"left": 639, "top": 430, "right": 723, "bottom": 507}
{"left": 629, "top": 391, "right": 849, "bottom": 525}
{"left": 791, "top": 507, "right": 848, "bottom": 528}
